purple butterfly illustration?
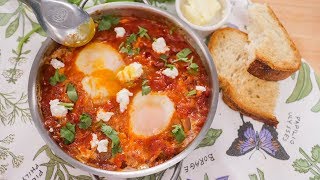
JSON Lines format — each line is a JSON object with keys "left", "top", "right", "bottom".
{"left": 226, "top": 114, "right": 290, "bottom": 160}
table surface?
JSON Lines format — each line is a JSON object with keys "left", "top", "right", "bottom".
{"left": 255, "top": 0, "right": 320, "bottom": 73}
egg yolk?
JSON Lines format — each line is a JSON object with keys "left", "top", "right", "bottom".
{"left": 76, "top": 42, "right": 125, "bottom": 103}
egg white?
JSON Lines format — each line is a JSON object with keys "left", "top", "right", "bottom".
{"left": 76, "top": 42, "right": 124, "bottom": 103}
{"left": 129, "top": 92, "right": 175, "bottom": 137}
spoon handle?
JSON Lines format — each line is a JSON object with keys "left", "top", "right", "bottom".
{"left": 19, "top": 0, "right": 46, "bottom": 31}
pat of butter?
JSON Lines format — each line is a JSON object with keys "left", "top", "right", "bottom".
{"left": 181, "top": 0, "right": 222, "bottom": 26}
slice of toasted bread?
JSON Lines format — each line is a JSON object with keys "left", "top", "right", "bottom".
{"left": 246, "top": 3, "right": 301, "bottom": 81}
{"left": 208, "top": 28, "right": 279, "bottom": 126}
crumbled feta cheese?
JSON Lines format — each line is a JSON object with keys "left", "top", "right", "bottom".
{"left": 50, "top": 58, "right": 65, "bottom": 69}
{"left": 90, "top": 133, "right": 99, "bottom": 149}
{"left": 152, "top": 37, "right": 170, "bottom": 53}
{"left": 117, "top": 62, "right": 143, "bottom": 82}
{"left": 162, "top": 67, "right": 179, "bottom": 79}
{"left": 49, "top": 99, "right": 68, "bottom": 117}
{"left": 49, "top": 128, "right": 54, "bottom": 132}
{"left": 116, "top": 88, "right": 133, "bottom": 113}
{"left": 97, "top": 109, "right": 114, "bottom": 122}
{"left": 196, "top": 86, "right": 206, "bottom": 92}
{"left": 97, "top": 139, "right": 109, "bottom": 153}
{"left": 138, "top": 164, "right": 149, "bottom": 170}
{"left": 114, "top": 27, "right": 126, "bottom": 38}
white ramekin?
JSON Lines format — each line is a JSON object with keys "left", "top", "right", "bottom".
{"left": 175, "top": 0, "right": 232, "bottom": 37}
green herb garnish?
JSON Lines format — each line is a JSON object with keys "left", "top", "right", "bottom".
{"left": 66, "top": 83, "right": 78, "bottom": 102}
{"left": 137, "top": 26, "right": 150, "bottom": 39}
{"left": 142, "top": 79, "right": 151, "bottom": 96}
{"left": 49, "top": 70, "right": 66, "bottom": 86}
{"left": 78, "top": 113, "right": 92, "bottom": 129}
{"left": 119, "top": 33, "right": 140, "bottom": 56}
{"left": 98, "top": 15, "right": 120, "bottom": 31}
{"left": 101, "top": 124, "right": 122, "bottom": 156}
{"left": 172, "top": 124, "right": 185, "bottom": 143}
{"left": 176, "top": 48, "right": 192, "bottom": 59}
{"left": 172, "top": 48, "right": 199, "bottom": 73}
{"left": 160, "top": 54, "right": 175, "bottom": 69}
{"left": 188, "top": 62, "right": 199, "bottom": 72}
{"left": 58, "top": 102, "right": 74, "bottom": 110}
{"left": 67, "top": 0, "right": 81, "bottom": 5}
{"left": 60, "top": 122, "right": 76, "bottom": 144}
{"left": 187, "top": 89, "right": 197, "bottom": 97}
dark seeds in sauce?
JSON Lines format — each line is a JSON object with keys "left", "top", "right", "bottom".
{"left": 39, "top": 16, "right": 211, "bottom": 171}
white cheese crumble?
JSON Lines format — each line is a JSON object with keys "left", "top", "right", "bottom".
{"left": 114, "top": 27, "right": 126, "bottom": 38}
{"left": 196, "top": 86, "right": 206, "bottom": 92}
{"left": 97, "top": 109, "right": 114, "bottom": 122}
{"left": 90, "top": 133, "right": 99, "bottom": 149}
{"left": 49, "top": 128, "right": 54, "bottom": 132}
{"left": 162, "top": 67, "right": 179, "bottom": 79}
{"left": 152, "top": 37, "right": 170, "bottom": 53}
{"left": 50, "top": 58, "right": 65, "bottom": 69}
{"left": 117, "top": 62, "right": 143, "bottom": 83}
{"left": 49, "top": 99, "right": 68, "bottom": 117}
{"left": 97, "top": 139, "right": 109, "bottom": 153}
{"left": 116, "top": 88, "right": 133, "bottom": 113}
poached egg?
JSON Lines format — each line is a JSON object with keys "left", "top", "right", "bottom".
{"left": 76, "top": 42, "right": 124, "bottom": 103}
{"left": 130, "top": 92, "right": 175, "bottom": 137}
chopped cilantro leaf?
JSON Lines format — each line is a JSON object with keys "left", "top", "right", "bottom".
{"left": 187, "top": 89, "right": 197, "bottom": 97}
{"left": 137, "top": 26, "right": 150, "bottom": 39}
{"left": 49, "top": 70, "right": 66, "bottom": 86}
{"left": 142, "top": 80, "right": 151, "bottom": 96}
{"left": 58, "top": 102, "right": 74, "bottom": 110}
{"left": 101, "top": 124, "right": 122, "bottom": 156}
{"left": 177, "top": 48, "right": 192, "bottom": 59}
{"left": 166, "top": 64, "right": 175, "bottom": 70}
{"left": 188, "top": 62, "right": 199, "bottom": 71}
{"left": 98, "top": 15, "right": 119, "bottom": 31}
{"left": 160, "top": 54, "right": 168, "bottom": 61}
{"left": 66, "top": 84, "right": 78, "bottom": 102}
{"left": 172, "top": 124, "right": 185, "bottom": 143}
{"left": 78, "top": 113, "right": 92, "bottom": 129}
{"left": 127, "top": 33, "right": 137, "bottom": 43}
{"left": 169, "top": 27, "right": 176, "bottom": 35}
{"left": 119, "top": 33, "right": 139, "bottom": 56}
{"left": 160, "top": 54, "right": 175, "bottom": 69}
{"left": 60, "top": 122, "right": 75, "bottom": 144}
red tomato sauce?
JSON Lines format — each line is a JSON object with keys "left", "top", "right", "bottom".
{"left": 39, "top": 16, "right": 211, "bottom": 171}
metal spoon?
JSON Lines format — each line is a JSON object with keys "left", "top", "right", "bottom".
{"left": 21, "top": 0, "right": 95, "bottom": 47}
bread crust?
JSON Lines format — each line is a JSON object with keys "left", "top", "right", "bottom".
{"left": 248, "top": 59, "right": 295, "bottom": 81}
{"left": 247, "top": 5, "right": 301, "bottom": 81}
{"left": 221, "top": 79, "right": 279, "bottom": 127}
{"left": 208, "top": 27, "right": 279, "bottom": 127}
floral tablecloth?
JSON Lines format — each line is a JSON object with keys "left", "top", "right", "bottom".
{"left": 1, "top": 0, "right": 320, "bottom": 180}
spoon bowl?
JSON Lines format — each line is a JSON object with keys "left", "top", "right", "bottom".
{"left": 22, "top": 0, "right": 95, "bottom": 47}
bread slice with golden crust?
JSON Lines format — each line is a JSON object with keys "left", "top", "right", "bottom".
{"left": 208, "top": 27, "right": 279, "bottom": 126}
{"left": 246, "top": 3, "right": 301, "bottom": 81}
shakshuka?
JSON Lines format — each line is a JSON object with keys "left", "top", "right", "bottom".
{"left": 38, "top": 15, "right": 211, "bottom": 171}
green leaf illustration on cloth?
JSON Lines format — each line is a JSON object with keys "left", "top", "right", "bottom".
{"left": 286, "top": 62, "right": 313, "bottom": 103}
{"left": 0, "top": 1, "right": 45, "bottom": 84}
{"left": 196, "top": 128, "right": 222, "bottom": 149}
{"left": 204, "top": 173, "right": 209, "bottom": 180}
{"left": 0, "top": 91, "right": 31, "bottom": 125}
{"left": 249, "top": 168, "right": 265, "bottom": 180}
{"left": 33, "top": 145, "right": 92, "bottom": 180}
{"left": 292, "top": 145, "right": 320, "bottom": 179}
{"left": 0, "top": 134, "right": 24, "bottom": 174}
{"left": 311, "top": 73, "right": 320, "bottom": 113}
{"left": 0, "top": 0, "right": 9, "bottom": 6}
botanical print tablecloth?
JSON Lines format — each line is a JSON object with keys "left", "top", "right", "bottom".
{"left": 0, "top": 0, "right": 320, "bottom": 180}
